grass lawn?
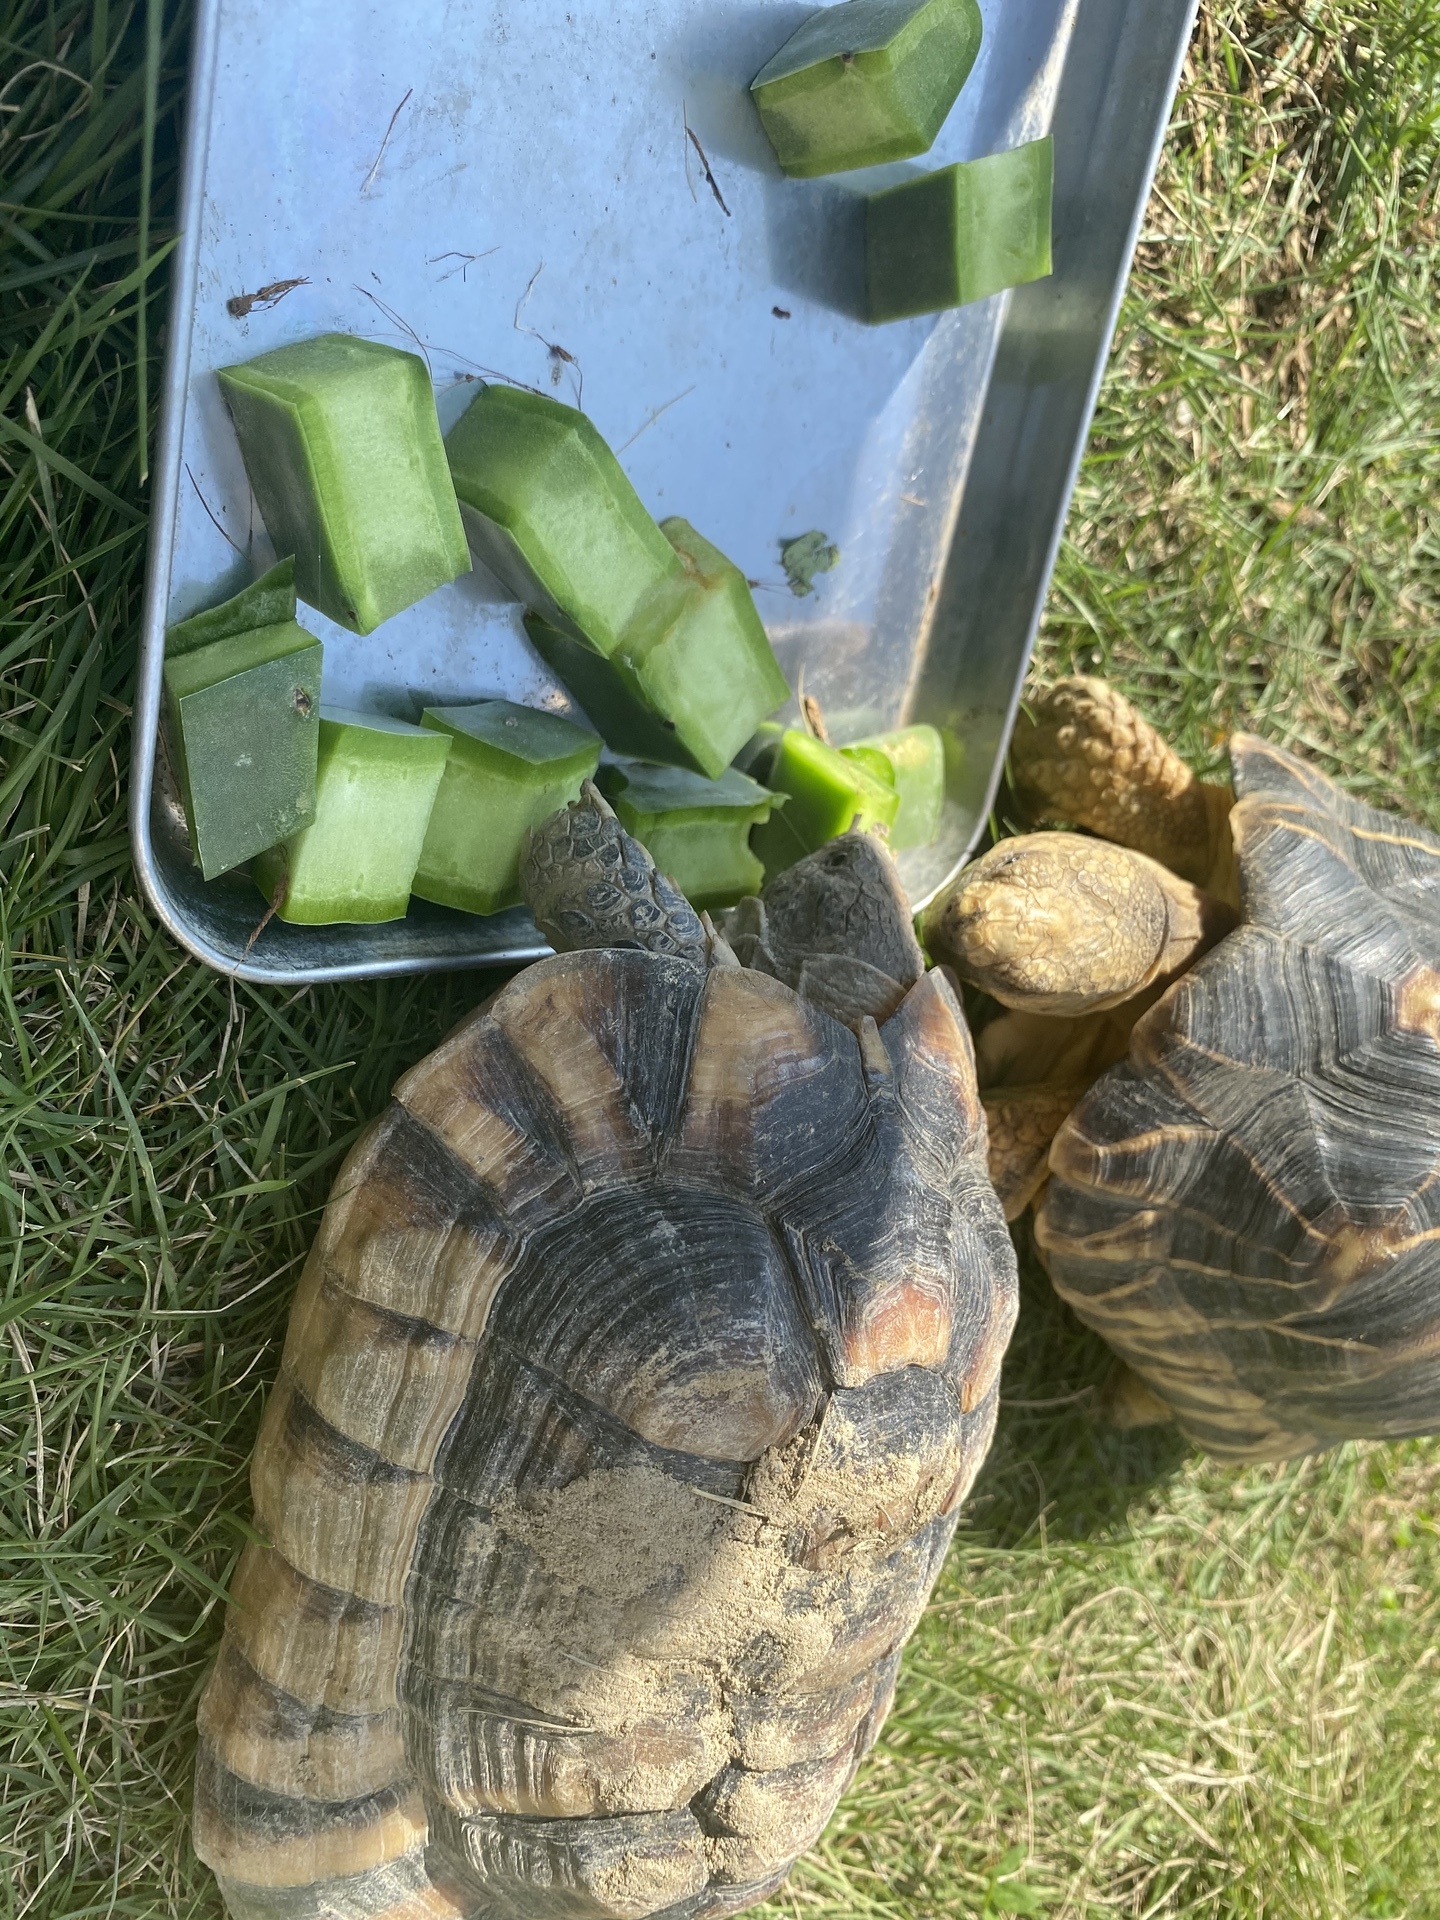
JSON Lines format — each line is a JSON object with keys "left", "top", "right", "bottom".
{"left": 3, "top": 1, "right": 1439, "bottom": 1915}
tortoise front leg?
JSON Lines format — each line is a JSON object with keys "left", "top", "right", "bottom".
{"left": 982, "top": 1083, "right": 1088, "bottom": 1220}
{"left": 1010, "top": 676, "right": 1238, "bottom": 905}
{"left": 971, "top": 998, "right": 1141, "bottom": 1220}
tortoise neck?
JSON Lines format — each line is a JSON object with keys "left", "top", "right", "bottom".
{"left": 1012, "top": 676, "right": 1235, "bottom": 896}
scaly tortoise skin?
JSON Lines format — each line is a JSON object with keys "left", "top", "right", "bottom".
{"left": 930, "top": 679, "right": 1440, "bottom": 1463}
{"left": 193, "top": 800, "right": 1017, "bottom": 1920}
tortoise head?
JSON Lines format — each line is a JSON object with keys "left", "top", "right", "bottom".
{"left": 520, "top": 784, "right": 925, "bottom": 1030}
{"left": 725, "top": 828, "right": 926, "bottom": 1027}
{"left": 520, "top": 780, "right": 714, "bottom": 965}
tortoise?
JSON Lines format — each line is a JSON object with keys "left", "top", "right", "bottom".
{"left": 924, "top": 675, "right": 1440, "bottom": 1463}
{"left": 192, "top": 785, "right": 1017, "bottom": 1920}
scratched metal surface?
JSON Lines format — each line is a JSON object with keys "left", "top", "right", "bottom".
{"left": 132, "top": 0, "right": 1199, "bottom": 983}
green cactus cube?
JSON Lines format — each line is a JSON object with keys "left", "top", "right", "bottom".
{"left": 842, "top": 723, "right": 945, "bottom": 848}
{"left": 165, "top": 556, "right": 299, "bottom": 658}
{"left": 252, "top": 710, "right": 450, "bottom": 924}
{"left": 163, "top": 560, "right": 322, "bottom": 881}
{"left": 217, "top": 334, "right": 470, "bottom": 634}
{"left": 526, "top": 519, "right": 789, "bottom": 781}
{"left": 751, "top": 0, "right": 983, "bottom": 178}
{"left": 866, "top": 138, "right": 1054, "bottom": 322}
{"left": 750, "top": 727, "right": 900, "bottom": 880}
{"left": 410, "top": 700, "right": 602, "bottom": 917}
{"left": 445, "top": 385, "right": 682, "bottom": 657}
{"left": 596, "top": 762, "right": 779, "bottom": 909}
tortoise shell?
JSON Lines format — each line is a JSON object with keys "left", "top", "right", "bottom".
{"left": 1037, "top": 735, "right": 1440, "bottom": 1461}
{"left": 193, "top": 947, "right": 1016, "bottom": 1919}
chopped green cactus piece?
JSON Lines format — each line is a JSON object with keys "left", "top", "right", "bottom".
{"left": 843, "top": 723, "right": 945, "bottom": 849}
{"left": 411, "top": 700, "right": 601, "bottom": 917}
{"left": 252, "top": 709, "right": 450, "bottom": 924}
{"left": 750, "top": 727, "right": 900, "bottom": 880}
{"left": 165, "top": 557, "right": 296, "bottom": 657}
{"left": 526, "top": 518, "right": 790, "bottom": 780}
{"left": 596, "top": 761, "right": 778, "bottom": 909}
{"left": 524, "top": 614, "right": 682, "bottom": 767}
{"left": 638, "top": 519, "right": 792, "bottom": 773}
{"left": 217, "top": 334, "right": 471, "bottom": 634}
{"left": 866, "top": 138, "right": 1054, "bottom": 322}
{"left": 162, "top": 617, "right": 322, "bottom": 882}
{"left": 445, "top": 385, "right": 682, "bottom": 656}
{"left": 734, "top": 721, "right": 787, "bottom": 783}
{"left": 838, "top": 744, "right": 895, "bottom": 790}
{"left": 751, "top": 0, "right": 982, "bottom": 178}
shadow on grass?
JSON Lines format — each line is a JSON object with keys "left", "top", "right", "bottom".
{"left": 965, "top": 1222, "right": 1191, "bottom": 1548}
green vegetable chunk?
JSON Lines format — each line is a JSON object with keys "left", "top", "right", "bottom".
{"left": 751, "top": 0, "right": 982, "bottom": 178}
{"left": 217, "top": 334, "right": 470, "bottom": 635}
{"left": 750, "top": 727, "right": 900, "bottom": 881}
{"left": 163, "top": 563, "right": 322, "bottom": 881}
{"left": 734, "top": 721, "right": 787, "bottom": 782}
{"left": 252, "top": 710, "right": 450, "bottom": 924}
{"left": 843, "top": 723, "right": 945, "bottom": 848}
{"left": 411, "top": 700, "right": 602, "bottom": 917}
{"left": 445, "top": 386, "right": 682, "bottom": 657}
{"left": 596, "top": 762, "right": 779, "bottom": 909}
{"left": 526, "top": 518, "right": 790, "bottom": 781}
{"left": 166, "top": 556, "right": 297, "bottom": 656}
{"left": 866, "top": 137, "right": 1054, "bottom": 322}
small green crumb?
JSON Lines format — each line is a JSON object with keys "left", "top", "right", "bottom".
{"left": 781, "top": 530, "right": 840, "bottom": 596}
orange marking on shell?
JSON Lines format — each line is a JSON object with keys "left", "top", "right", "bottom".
{"left": 884, "top": 969, "right": 981, "bottom": 1120}
{"left": 1392, "top": 964, "right": 1440, "bottom": 1044}
{"left": 957, "top": 1314, "right": 1013, "bottom": 1413}
{"left": 840, "top": 1283, "right": 950, "bottom": 1382}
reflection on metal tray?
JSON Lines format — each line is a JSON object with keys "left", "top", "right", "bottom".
{"left": 132, "top": 0, "right": 1199, "bottom": 984}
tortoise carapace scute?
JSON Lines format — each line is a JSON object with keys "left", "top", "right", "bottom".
{"left": 194, "top": 947, "right": 1016, "bottom": 1919}
{"left": 1038, "top": 734, "right": 1440, "bottom": 1461}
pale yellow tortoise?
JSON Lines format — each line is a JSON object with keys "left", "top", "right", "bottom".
{"left": 925, "top": 677, "right": 1440, "bottom": 1463}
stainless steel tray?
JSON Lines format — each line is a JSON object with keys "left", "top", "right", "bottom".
{"left": 133, "top": 0, "right": 1198, "bottom": 984}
